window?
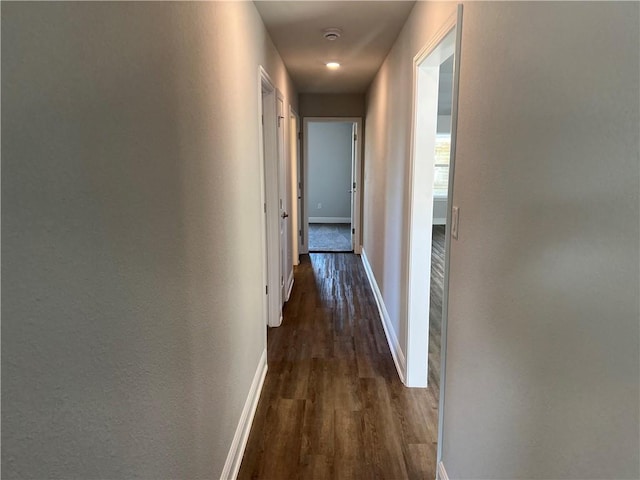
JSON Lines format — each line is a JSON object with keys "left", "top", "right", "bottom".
{"left": 433, "top": 134, "right": 450, "bottom": 195}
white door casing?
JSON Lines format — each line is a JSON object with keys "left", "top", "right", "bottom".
{"left": 406, "top": 10, "right": 459, "bottom": 387}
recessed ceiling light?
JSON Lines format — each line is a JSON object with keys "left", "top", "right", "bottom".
{"left": 326, "top": 62, "right": 341, "bottom": 69}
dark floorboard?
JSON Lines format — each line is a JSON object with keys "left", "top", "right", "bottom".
{"left": 239, "top": 227, "right": 444, "bottom": 480}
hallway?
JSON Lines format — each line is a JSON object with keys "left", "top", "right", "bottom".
{"left": 238, "top": 253, "right": 440, "bottom": 480}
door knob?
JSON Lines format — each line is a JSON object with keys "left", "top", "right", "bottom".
{"left": 281, "top": 212, "right": 289, "bottom": 219}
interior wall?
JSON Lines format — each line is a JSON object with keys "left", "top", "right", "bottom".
{"left": 442, "top": 3, "right": 639, "bottom": 478}
{"left": 436, "top": 115, "right": 451, "bottom": 135}
{"left": 299, "top": 93, "right": 365, "bottom": 118}
{"left": 1, "top": 2, "right": 297, "bottom": 479}
{"left": 364, "top": 2, "right": 639, "bottom": 479}
{"left": 307, "top": 122, "right": 353, "bottom": 221}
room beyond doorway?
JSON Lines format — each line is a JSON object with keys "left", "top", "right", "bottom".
{"left": 308, "top": 223, "right": 352, "bottom": 252}
{"left": 301, "top": 117, "right": 362, "bottom": 254}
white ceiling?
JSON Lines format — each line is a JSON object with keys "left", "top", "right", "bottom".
{"left": 254, "top": 1, "right": 416, "bottom": 94}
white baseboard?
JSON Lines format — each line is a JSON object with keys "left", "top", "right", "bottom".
{"left": 433, "top": 218, "right": 447, "bottom": 225}
{"left": 360, "top": 248, "right": 406, "bottom": 384}
{"left": 286, "top": 269, "right": 294, "bottom": 301}
{"left": 437, "top": 461, "right": 449, "bottom": 480}
{"left": 220, "top": 349, "right": 268, "bottom": 480}
{"left": 309, "top": 216, "right": 351, "bottom": 224}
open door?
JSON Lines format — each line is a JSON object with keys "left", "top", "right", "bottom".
{"left": 289, "top": 108, "right": 301, "bottom": 267}
{"left": 350, "top": 123, "right": 357, "bottom": 251}
{"left": 403, "top": 8, "right": 463, "bottom": 473}
{"left": 276, "top": 93, "right": 289, "bottom": 307}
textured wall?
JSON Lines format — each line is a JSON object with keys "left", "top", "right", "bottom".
{"left": 300, "top": 93, "right": 365, "bottom": 118}
{"left": 1, "top": 2, "right": 296, "bottom": 478}
{"left": 365, "top": 1, "right": 640, "bottom": 478}
{"left": 442, "top": 3, "right": 639, "bottom": 478}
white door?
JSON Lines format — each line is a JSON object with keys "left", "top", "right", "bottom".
{"left": 350, "top": 123, "right": 357, "bottom": 251}
{"left": 276, "top": 95, "right": 288, "bottom": 305}
{"left": 259, "top": 72, "right": 280, "bottom": 327}
{"left": 296, "top": 123, "right": 303, "bottom": 260}
{"left": 289, "top": 110, "right": 301, "bottom": 266}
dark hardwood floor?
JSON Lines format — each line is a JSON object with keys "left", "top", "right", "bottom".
{"left": 429, "top": 225, "right": 445, "bottom": 391}
{"left": 238, "top": 228, "right": 445, "bottom": 480}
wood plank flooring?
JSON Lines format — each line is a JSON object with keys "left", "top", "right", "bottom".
{"left": 428, "top": 225, "right": 445, "bottom": 391}
{"left": 239, "top": 230, "right": 445, "bottom": 480}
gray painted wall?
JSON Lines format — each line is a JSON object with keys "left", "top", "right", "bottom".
{"left": 365, "top": 1, "right": 639, "bottom": 479}
{"left": 1, "top": 2, "right": 297, "bottom": 478}
{"left": 300, "top": 93, "right": 365, "bottom": 118}
{"left": 437, "top": 114, "right": 451, "bottom": 135}
{"left": 307, "top": 122, "right": 353, "bottom": 220}
{"left": 443, "top": 3, "right": 639, "bottom": 478}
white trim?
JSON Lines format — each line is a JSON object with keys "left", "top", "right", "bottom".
{"left": 286, "top": 269, "right": 294, "bottom": 302}
{"left": 360, "top": 248, "right": 406, "bottom": 384}
{"left": 308, "top": 217, "right": 351, "bottom": 224}
{"left": 289, "top": 106, "right": 301, "bottom": 267}
{"left": 276, "top": 89, "right": 288, "bottom": 308}
{"left": 436, "top": 461, "right": 450, "bottom": 480}
{"left": 257, "top": 67, "right": 271, "bottom": 330}
{"left": 220, "top": 349, "right": 268, "bottom": 480}
{"left": 433, "top": 218, "right": 447, "bottom": 226}
{"left": 414, "top": 10, "right": 458, "bottom": 65}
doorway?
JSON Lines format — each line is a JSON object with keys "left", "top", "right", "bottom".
{"left": 301, "top": 117, "right": 362, "bottom": 254}
{"left": 276, "top": 92, "right": 290, "bottom": 305}
{"left": 289, "top": 107, "right": 301, "bottom": 267}
{"left": 405, "top": 11, "right": 460, "bottom": 392}
{"left": 259, "top": 67, "right": 285, "bottom": 328}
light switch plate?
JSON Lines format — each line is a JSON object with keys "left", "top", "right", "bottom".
{"left": 452, "top": 206, "right": 459, "bottom": 239}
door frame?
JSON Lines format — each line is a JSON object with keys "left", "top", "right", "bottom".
{"left": 258, "top": 66, "right": 282, "bottom": 328}
{"left": 404, "top": 8, "right": 461, "bottom": 388}
{"left": 289, "top": 107, "right": 301, "bottom": 267}
{"left": 276, "top": 91, "right": 289, "bottom": 306}
{"left": 301, "top": 117, "right": 363, "bottom": 254}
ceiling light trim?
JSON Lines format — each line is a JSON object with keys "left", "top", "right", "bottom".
{"left": 323, "top": 28, "right": 343, "bottom": 41}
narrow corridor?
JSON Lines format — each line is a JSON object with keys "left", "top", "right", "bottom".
{"left": 238, "top": 252, "right": 441, "bottom": 479}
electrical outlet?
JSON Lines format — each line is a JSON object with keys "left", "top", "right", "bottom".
{"left": 317, "top": 203, "right": 322, "bottom": 209}
{"left": 451, "top": 206, "right": 459, "bottom": 239}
